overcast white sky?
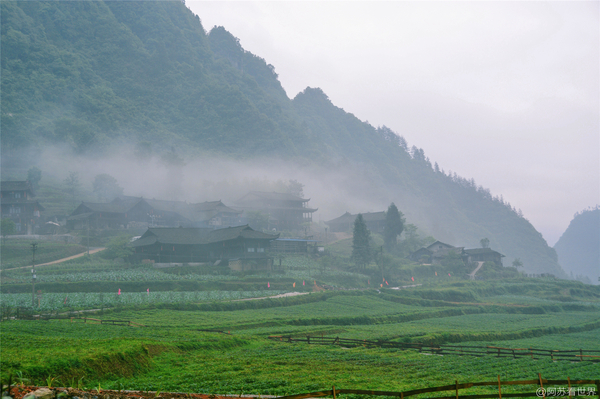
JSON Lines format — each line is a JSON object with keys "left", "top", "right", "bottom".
{"left": 187, "top": 1, "right": 599, "bottom": 246}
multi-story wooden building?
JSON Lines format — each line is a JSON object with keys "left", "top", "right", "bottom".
{"left": 0, "top": 181, "right": 45, "bottom": 234}
{"left": 236, "top": 191, "right": 317, "bottom": 231}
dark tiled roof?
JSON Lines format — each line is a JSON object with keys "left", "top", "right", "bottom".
{"left": 115, "top": 196, "right": 197, "bottom": 221}
{"left": 238, "top": 191, "right": 309, "bottom": 203}
{"left": 206, "top": 225, "right": 279, "bottom": 243}
{"left": 67, "top": 212, "right": 94, "bottom": 221}
{"left": 426, "top": 241, "right": 456, "bottom": 251}
{"left": 1, "top": 181, "right": 34, "bottom": 195}
{"left": 130, "top": 225, "right": 279, "bottom": 246}
{"left": 464, "top": 248, "right": 505, "bottom": 257}
{"left": 431, "top": 247, "right": 463, "bottom": 258}
{"left": 80, "top": 201, "right": 137, "bottom": 214}
{"left": 326, "top": 211, "right": 386, "bottom": 224}
{"left": 193, "top": 200, "right": 242, "bottom": 220}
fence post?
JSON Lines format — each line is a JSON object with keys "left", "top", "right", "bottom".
{"left": 332, "top": 386, "right": 336, "bottom": 399}
{"left": 455, "top": 380, "right": 459, "bottom": 399}
{"left": 538, "top": 373, "right": 545, "bottom": 399}
{"left": 567, "top": 377, "right": 571, "bottom": 398}
{"left": 497, "top": 375, "right": 502, "bottom": 399}
{"left": 579, "top": 349, "right": 583, "bottom": 362}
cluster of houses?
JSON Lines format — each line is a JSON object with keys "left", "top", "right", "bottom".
{"left": 1, "top": 180, "right": 503, "bottom": 272}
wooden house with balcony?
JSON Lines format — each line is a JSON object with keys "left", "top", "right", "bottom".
{"left": 0, "top": 181, "right": 45, "bottom": 234}
{"left": 236, "top": 191, "right": 317, "bottom": 231}
{"left": 129, "top": 225, "right": 279, "bottom": 271}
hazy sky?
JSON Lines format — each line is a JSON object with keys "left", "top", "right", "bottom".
{"left": 187, "top": 1, "right": 599, "bottom": 246}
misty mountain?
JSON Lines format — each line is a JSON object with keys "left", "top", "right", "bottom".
{"left": 1, "top": 1, "right": 565, "bottom": 277}
{"left": 554, "top": 208, "right": 599, "bottom": 284}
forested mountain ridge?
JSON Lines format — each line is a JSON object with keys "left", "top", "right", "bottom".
{"left": 1, "top": 1, "right": 565, "bottom": 277}
{"left": 554, "top": 208, "right": 600, "bottom": 284}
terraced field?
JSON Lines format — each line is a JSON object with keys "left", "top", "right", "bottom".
{"left": 1, "top": 248, "right": 599, "bottom": 396}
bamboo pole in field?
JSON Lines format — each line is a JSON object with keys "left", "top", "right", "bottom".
{"left": 567, "top": 377, "right": 571, "bottom": 398}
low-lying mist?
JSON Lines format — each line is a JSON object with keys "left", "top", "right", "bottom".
{"left": 14, "top": 143, "right": 408, "bottom": 225}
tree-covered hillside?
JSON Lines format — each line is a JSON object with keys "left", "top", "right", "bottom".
{"left": 554, "top": 208, "right": 600, "bottom": 284}
{"left": 1, "top": 1, "right": 565, "bottom": 277}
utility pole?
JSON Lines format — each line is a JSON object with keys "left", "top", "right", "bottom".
{"left": 87, "top": 218, "right": 90, "bottom": 255}
{"left": 31, "top": 242, "right": 37, "bottom": 307}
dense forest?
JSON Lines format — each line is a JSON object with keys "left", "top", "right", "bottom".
{"left": 554, "top": 207, "right": 599, "bottom": 284}
{"left": 1, "top": 1, "right": 565, "bottom": 277}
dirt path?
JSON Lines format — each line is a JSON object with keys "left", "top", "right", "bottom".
{"left": 468, "top": 261, "right": 484, "bottom": 280}
{"left": 234, "top": 291, "right": 310, "bottom": 301}
{"left": 3, "top": 247, "right": 106, "bottom": 270}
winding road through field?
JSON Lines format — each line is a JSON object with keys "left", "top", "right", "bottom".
{"left": 3, "top": 247, "right": 105, "bottom": 270}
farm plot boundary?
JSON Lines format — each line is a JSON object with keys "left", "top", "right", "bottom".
{"left": 276, "top": 376, "right": 600, "bottom": 399}
{"left": 268, "top": 335, "right": 600, "bottom": 362}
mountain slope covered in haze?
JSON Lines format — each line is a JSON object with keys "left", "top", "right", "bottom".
{"left": 0, "top": 1, "right": 565, "bottom": 277}
{"left": 554, "top": 208, "right": 599, "bottom": 284}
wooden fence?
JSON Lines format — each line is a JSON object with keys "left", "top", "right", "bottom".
{"left": 275, "top": 375, "right": 599, "bottom": 399}
{"left": 72, "top": 317, "right": 146, "bottom": 327}
{"left": 268, "top": 335, "right": 600, "bottom": 362}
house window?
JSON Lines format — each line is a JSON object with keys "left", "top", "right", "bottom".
{"left": 257, "top": 248, "right": 265, "bottom": 253}
{"left": 15, "top": 193, "right": 21, "bottom": 199}
{"left": 10, "top": 206, "right": 20, "bottom": 214}
{"left": 247, "top": 248, "right": 255, "bottom": 252}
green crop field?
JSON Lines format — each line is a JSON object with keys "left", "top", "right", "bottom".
{"left": 1, "top": 252, "right": 599, "bottom": 396}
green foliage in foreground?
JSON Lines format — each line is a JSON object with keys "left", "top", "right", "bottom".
{"left": 1, "top": 279, "right": 599, "bottom": 395}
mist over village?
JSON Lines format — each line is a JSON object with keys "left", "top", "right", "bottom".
{"left": 1, "top": 1, "right": 598, "bottom": 398}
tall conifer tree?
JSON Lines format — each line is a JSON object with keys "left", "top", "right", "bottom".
{"left": 352, "top": 214, "right": 371, "bottom": 270}
{"left": 384, "top": 202, "right": 405, "bottom": 251}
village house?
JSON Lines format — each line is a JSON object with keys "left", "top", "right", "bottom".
{"left": 0, "top": 181, "right": 45, "bottom": 234}
{"left": 409, "top": 240, "right": 504, "bottom": 267}
{"left": 67, "top": 196, "right": 243, "bottom": 230}
{"left": 192, "top": 200, "right": 243, "bottom": 228}
{"left": 325, "top": 211, "right": 386, "bottom": 233}
{"left": 129, "top": 225, "right": 279, "bottom": 271}
{"left": 236, "top": 191, "right": 317, "bottom": 231}
{"left": 463, "top": 248, "right": 505, "bottom": 267}
{"left": 270, "top": 238, "right": 322, "bottom": 254}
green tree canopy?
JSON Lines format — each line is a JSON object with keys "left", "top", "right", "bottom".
{"left": 352, "top": 214, "right": 371, "bottom": 270}
{"left": 93, "top": 174, "right": 124, "bottom": 202}
{"left": 1, "top": 218, "right": 16, "bottom": 247}
{"left": 27, "top": 167, "right": 42, "bottom": 190}
{"left": 247, "top": 211, "right": 269, "bottom": 231}
{"left": 383, "top": 202, "right": 405, "bottom": 251}
{"left": 480, "top": 237, "right": 490, "bottom": 248}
